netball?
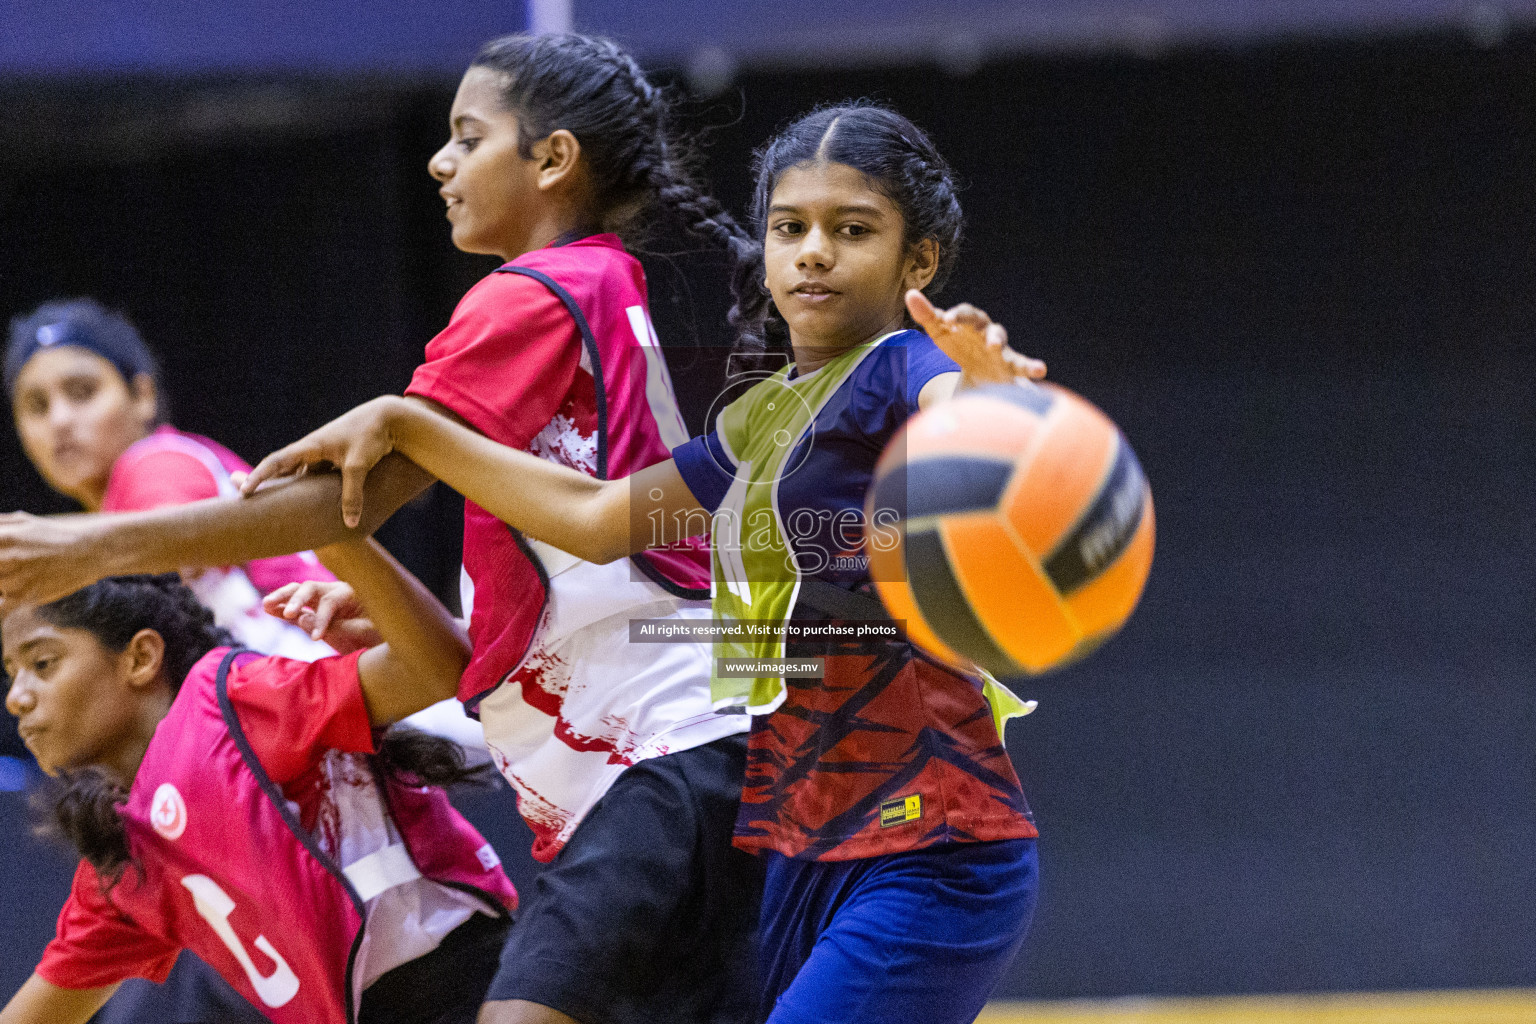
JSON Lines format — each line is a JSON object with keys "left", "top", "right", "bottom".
{"left": 865, "top": 383, "right": 1154, "bottom": 677}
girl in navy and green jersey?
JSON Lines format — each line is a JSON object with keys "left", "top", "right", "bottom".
{"left": 233, "top": 103, "right": 1046, "bottom": 1024}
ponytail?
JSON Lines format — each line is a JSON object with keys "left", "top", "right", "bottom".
{"left": 34, "top": 768, "right": 134, "bottom": 887}
{"left": 374, "top": 726, "right": 497, "bottom": 790}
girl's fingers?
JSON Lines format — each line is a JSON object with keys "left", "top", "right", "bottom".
{"left": 283, "top": 581, "right": 323, "bottom": 619}
{"left": 340, "top": 455, "right": 372, "bottom": 529}
{"left": 242, "top": 445, "right": 313, "bottom": 496}
{"left": 262, "top": 583, "right": 300, "bottom": 615}
{"left": 312, "top": 586, "right": 355, "bottom": 639}
{"left": 948, "top": 304, "right": 990, "bottom": 330}
{"left": 904, "top": 289, "right": 942, "bottom": 333}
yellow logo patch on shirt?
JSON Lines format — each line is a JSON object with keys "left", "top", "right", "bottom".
{"left": 879, "top": 794, "right": 923, "bottom": 828}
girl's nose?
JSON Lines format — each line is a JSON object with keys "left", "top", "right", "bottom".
{"left": 428, "top": 145, "right": 455, "bottom": 182}
{"left": 796, "top": 226, "right": 832, "bottom": 268}
{"left": 46, "top": 399, "right": 74, "bottom": 431}
{"left": 5, "top": 680, "right": 34, "bottom": 718}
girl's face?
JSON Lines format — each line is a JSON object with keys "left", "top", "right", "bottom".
{"left": 2, "top": 609, "right": 149, "bottom": 777}
{"left": 763, "top": 161, "right": 937, "bottom": 362}
{"left": 429, "top": 66, "right": 547, "bottom": 261}
{"left": 11, "top": 346, "right": 155, "bottom": 509}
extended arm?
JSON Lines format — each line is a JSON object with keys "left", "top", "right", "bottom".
{"left": 0, "top": 452, "right": 432, "bottom": 610}
{"left": 0, "top": 975, "right": 117, "bottom": 1024}
{"left": 315, "top": 539, "right": 470, "bottom": 726}
{"left": 245, "top": 396, "right": 704, "bottom": 565}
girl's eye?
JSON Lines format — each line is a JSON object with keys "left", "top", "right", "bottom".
{"left": 772, "top": 221, "right": 804, "bottom": 236}
{"left": 458, "top": 137, "right": 481, "bottom": 152}
{"left": 841, "top": 224, "right": 870, "bottom": 237}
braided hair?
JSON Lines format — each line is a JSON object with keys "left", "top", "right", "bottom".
{"left": 729, "top": 102, "right": 966, "bottom": 366}
{"left": 470, "top": 34, "right": 757, "bottom": 270}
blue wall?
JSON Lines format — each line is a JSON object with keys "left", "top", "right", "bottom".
{"left": 4, "top": 0, "right": 1535, "bottom": 75}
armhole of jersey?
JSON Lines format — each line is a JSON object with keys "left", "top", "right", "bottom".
{"left": 712, "top": 410, "right": 742, "bottom": 471}
{"left": 215, "top": 650, "right": 367, "bottom": 912}
{"left": 215, "top": 648, "right": 368, "bottom": 1023}
{"left": 495, "top": 266, "right": 610, "bottom": 479}
{"left": 629, "top": 550, "right": 710, "bottom": 600}
{"left": 497, "top": 266, "right": 709, "bottom": 601}
{"left": 457, "top": 525, "right": 554, "bottom": 719}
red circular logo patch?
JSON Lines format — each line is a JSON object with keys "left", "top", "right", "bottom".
{"left": 150, "top": 783, "right": 187, "bottom": 840}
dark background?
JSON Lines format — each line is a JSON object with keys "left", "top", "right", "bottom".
{"left": 2, "top": 27, "right": 1535, "bottom": 1002}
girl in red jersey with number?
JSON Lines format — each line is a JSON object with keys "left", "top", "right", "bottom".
{"left": 0, "top": 538, "right": 515, "bottom": 1024}
{"left": 0, "top": 34, "right": 764, "bottom": 1024}
{"left": 241, "top": 103, "right": 1048, "bottom": 1024}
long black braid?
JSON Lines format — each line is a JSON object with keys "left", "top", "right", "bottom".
{"left": 471, "top": 33, "right": 758, "bottom": 276}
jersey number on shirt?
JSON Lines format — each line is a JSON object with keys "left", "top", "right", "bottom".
{"left": 181, "top": 875, "right": 301, "bottom": 1008}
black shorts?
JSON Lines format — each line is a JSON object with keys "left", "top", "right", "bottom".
{"left": 90, "top": 953, "right": 266, "bottom": 1024}
{"left": 485, "top": 734, "right": 763, "bottom": 1024}
{"left": 359, "top": 911, "right": 511, "bottom": 1024}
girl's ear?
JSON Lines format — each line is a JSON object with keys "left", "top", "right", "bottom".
{"left": 532, "top": 129, "right": 584, "bottom": 192}
{"left": 128, "top": 372, "right": 158, "bottom": 429}
{"left": 120, "top": 628, "right": 167, "bottom": 692}
{"left": 902, "top": 238, "right": 940, "bottom": 294}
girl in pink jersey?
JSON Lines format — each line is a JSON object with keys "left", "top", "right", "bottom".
{"left": 6, "top": 298, "right": 333, "bottom": 659}
{"left": 0, "top": 33, "right": 763, "bottom": 1024}
{"left": 0, "top": 539, "right": 514, "bottom": 1024}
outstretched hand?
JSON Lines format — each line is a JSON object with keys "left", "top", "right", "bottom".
{"left": 240, "top": 396, "right": 406, "bottom": 529}
{"left": 906, "top": 290, "right": 1046, "bottom": 388}
{"left": 263, "top": 578, "right": 380, "bottom": 653}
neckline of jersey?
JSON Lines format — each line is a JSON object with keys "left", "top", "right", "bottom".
{"left": 785, "top": 329, "right": 908, "bottom": 385}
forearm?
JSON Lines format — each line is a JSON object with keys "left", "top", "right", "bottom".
{"left": 90, "top": 454, "right": 431, "bottom": 576}
{"left": 390, "top": 401, "right": 633, "bottom": 563}
{"left": 324, "top": 539, "right": 469, "bottom": 725}
{"left": 0, "top": 975, "right": 116, "bottom": 1024}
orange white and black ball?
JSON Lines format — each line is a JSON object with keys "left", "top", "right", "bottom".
{"left": 864, "top": 382, "right": 1155, "bottom": 676}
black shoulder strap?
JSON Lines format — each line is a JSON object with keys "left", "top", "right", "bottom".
{"left": 214, "top": 648, "right": 367, "bottom": 914}
{"left": 495, "top": 265, "right": 610, "bottom": 479}
{"left": 494, "top": 266, "right": 709, "bottom": 602}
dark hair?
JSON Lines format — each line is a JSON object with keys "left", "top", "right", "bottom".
{"left": 29, "top": 574, "right": 232, "bottom": 881}
{"left": 470, "top": 33, "right": 756, "bottom": 267}
{"left": 728, "top": 102, "right": 965, "bottom": 365}
{"left": 26, "top": 575, "right": 493, "bottom": 884}
{"left": 5, "top": 298, "right": 162, "bottom": 413}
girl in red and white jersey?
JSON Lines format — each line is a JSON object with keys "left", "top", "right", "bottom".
{"left": 0, "top": 540, "right": 515, "bottom": 1024}
{"left": 5, "top": 299, "right": 332, "bottom": 660}
{"left": 0, "top": 34, "right": 763, "bottom": 1024}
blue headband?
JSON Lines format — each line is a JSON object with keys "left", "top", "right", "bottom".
{"left": 5, "top": 301, "right": 158, "bottom": 397}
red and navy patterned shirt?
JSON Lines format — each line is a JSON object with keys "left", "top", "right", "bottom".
{"left": 672, "top": 330, "right": 1038, "bottom": 860}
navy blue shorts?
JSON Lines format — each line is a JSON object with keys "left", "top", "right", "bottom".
{"left": 758, "top": 838, "right": 1039, "bottom": 1024}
